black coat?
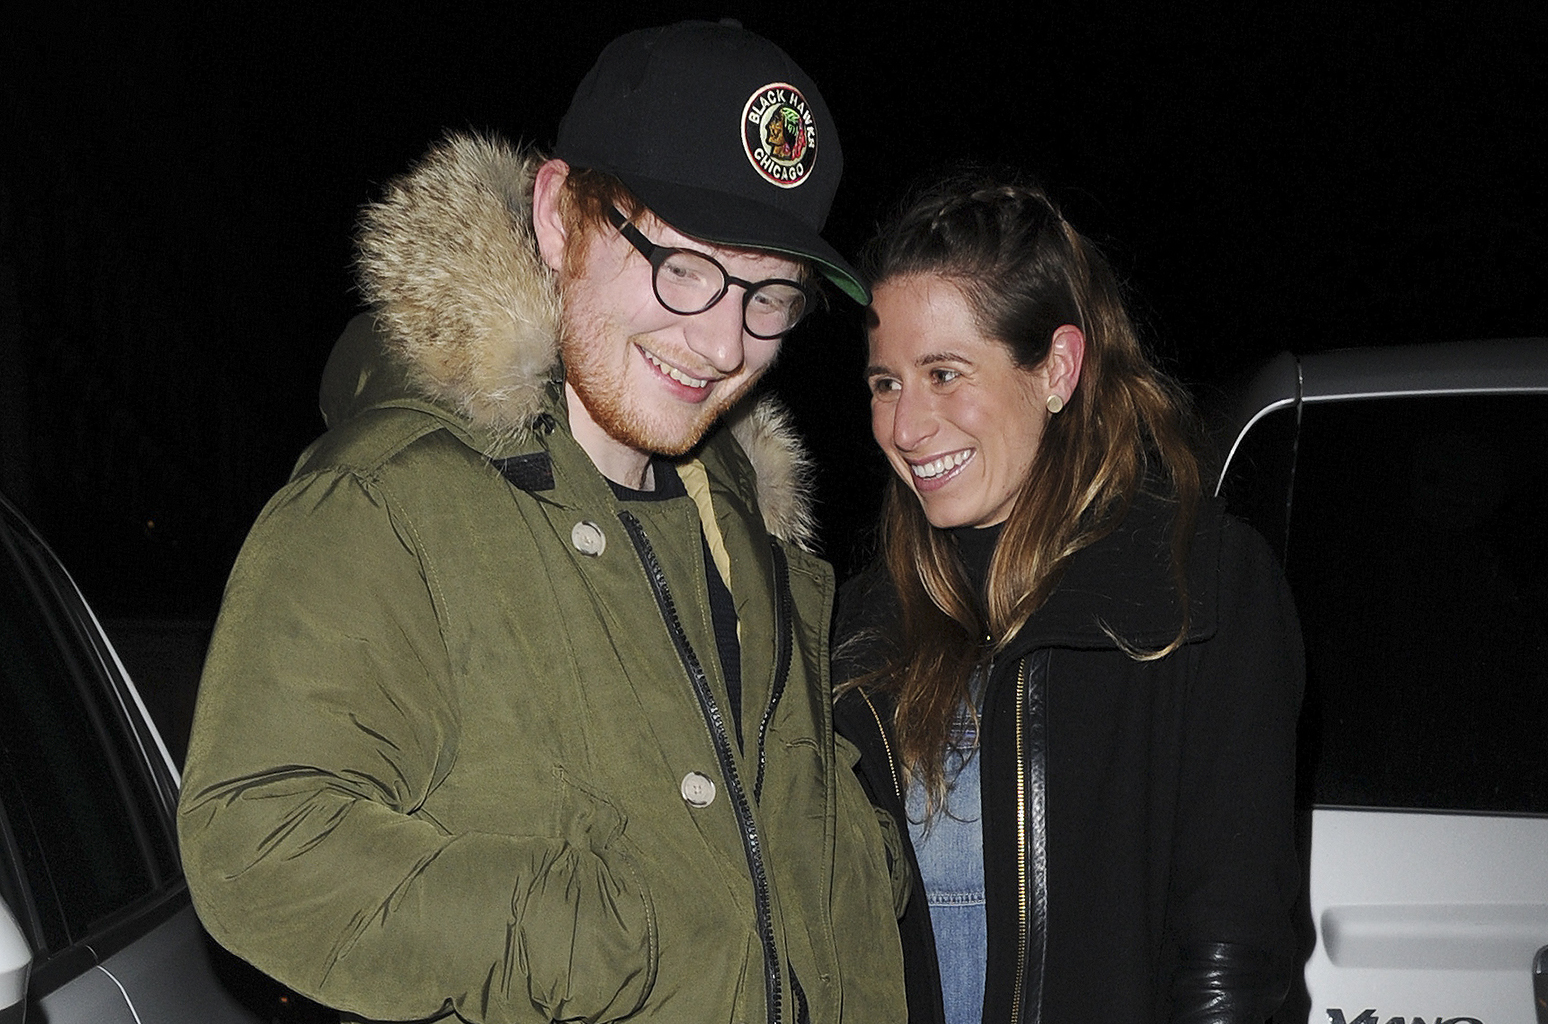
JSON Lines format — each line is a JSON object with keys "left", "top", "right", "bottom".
{"left": 833, "top": 494, "right": 1305, "bottom": 1024}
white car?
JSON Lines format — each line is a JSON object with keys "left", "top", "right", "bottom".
{"left": 0, "top": 494, "right": 323, "bottom": 1022}
{"left": 1209, "top": 339, "right": 1548, "bottom": 1024}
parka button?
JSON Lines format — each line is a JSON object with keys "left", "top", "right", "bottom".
{"left": 680, "top": 771, "right": 716, "bottom": 808}
{"left": 571, "top": 520, "right": 606, "bottom": 556}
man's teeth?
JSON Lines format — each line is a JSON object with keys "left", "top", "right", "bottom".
{"left": 912, "top": 451, "right": 972, "bottom": 479}
{"left": 645, "top": 350, "right": 709, "bottom": 389}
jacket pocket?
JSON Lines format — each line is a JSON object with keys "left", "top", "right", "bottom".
{"left": 513, "top": 771, "right": 658, "bottom": 1022}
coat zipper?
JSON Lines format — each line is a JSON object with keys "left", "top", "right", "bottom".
{"left": 753, "top": 542, "right": 793, "bottom": 804}
{"left": 618, "top": 511, "right": 785, "bottom": 1024}
{"left": 857, "top": 688, "right": 903, "bottom": 805}
{"left": 1010, "top": 651, "right": 1049, "bottom": 1024}
{"left": 1011, "top": 656, "right": 1029, "bottom": 1024}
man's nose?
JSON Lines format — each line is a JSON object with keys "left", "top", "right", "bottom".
{"left": 685, "top": 292, "right": 749, "bottom": 375}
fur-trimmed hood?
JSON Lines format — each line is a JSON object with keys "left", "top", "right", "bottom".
{"left": 335, "top": 132, "right": 819, "bottom": 550}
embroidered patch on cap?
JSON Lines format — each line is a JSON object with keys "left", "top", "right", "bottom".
{"left": 742, "top": 82, "right": 818, "bottom": 189}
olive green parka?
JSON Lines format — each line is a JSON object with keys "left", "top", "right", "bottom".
{"left": 177, "top": 134, "right": 905, "bottom": 1024}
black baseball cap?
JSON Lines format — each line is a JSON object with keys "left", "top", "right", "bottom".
{"left": 555, "top": 20, "right": 868, "bottom": 304}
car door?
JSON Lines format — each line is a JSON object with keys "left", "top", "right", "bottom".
{"left": 1219, "top": 378, "right": 1548, "bottom": 1024}
{"left": 0, "top": 496, "right": 266, "bottom": 1023}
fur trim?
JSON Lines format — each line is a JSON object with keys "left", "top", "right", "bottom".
{"left": 355, "top": 133, "right": 561, "bottom": 439}
{"left": 355, "top": 132, "right": 819, "bottom": 550}
{"left": 728, "top": 397, "right": 819, "bottom": 553}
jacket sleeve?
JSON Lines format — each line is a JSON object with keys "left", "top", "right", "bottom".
{"left": 177, "top": 470, "right": 654, "bottom": 1024}
{"left": 832, "top": 565, "right": 914, "bottom": 919}
{"left": 1166, "top": 517, "right": 1306, "bottom": 1023}
{"left": 832, "top": 567, "right": 949, "bottom": 1024}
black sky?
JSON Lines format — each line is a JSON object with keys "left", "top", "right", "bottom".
{"left": 3, "top": 2, "right": 1544, "bottom": 612}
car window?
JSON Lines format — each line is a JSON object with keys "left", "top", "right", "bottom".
{"left": 0, "top": 512, "right": 179, "bottom": 958}
{"left": 1280, "top": 393, "right": 1548, "bottom": 814}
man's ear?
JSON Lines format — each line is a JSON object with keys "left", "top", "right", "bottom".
{"left": 531, "top": 159, "right": 571, "bottom": 273}
{"left": 1044, "top": 323, "right": 1085, "bottom": 405}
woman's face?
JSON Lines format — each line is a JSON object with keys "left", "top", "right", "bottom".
{"left": 866, "top": 275, "right": 1054, "bottom": 529}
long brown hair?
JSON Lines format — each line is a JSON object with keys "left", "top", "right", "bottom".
{"left": 855, "top": 172, "right": 1201, "bottom": 812}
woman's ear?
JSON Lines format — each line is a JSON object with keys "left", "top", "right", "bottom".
{"left": 531, "top": 159, "right": 572, "bottom": 273}
{"left": 1044, "top": 324, "right": 1085, "bottom": 405}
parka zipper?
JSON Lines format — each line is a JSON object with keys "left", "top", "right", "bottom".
{"left": 753, "top": 542, "right": 793, "bottom": 803}
{"left": 618, "top": 511, "right": 786, "bottom": 1024}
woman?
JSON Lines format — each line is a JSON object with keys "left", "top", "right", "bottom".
{"left": 833, "top": 173, "right": 1304, "bottom": 1024}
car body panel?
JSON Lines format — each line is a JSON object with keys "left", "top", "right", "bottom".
{"left": 1209, "top": 339, "right": 1548, "bottom": 1024}
{"left": 0, "top": 493, "right": 267, "bottom": 1023}
{"left": 81, "top": 905, "right": 269, "bottom": 1024}
{"left": 1309, "top": 808, "right": 1548, "bottom": 1022}
{"left": 33, "top": 965, "right": 140, "bottom": 1023}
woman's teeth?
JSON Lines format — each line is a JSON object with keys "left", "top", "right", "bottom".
{"left": 912, "top": 451, "right": 972, "bottom": 479}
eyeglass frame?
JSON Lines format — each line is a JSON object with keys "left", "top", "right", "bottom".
{"left": 604, "top": 206, "right": 814, "bottom": 340}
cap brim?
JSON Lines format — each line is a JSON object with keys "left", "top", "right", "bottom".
{"left": 610, "top": 171, "right": 870, "bottom": 305}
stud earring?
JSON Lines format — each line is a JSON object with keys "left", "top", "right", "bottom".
{"left": 1046, "top": 393, "right": 1065, "bottom": 415}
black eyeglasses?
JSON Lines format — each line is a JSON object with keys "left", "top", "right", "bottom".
{"left": 606, "top": 207, "right": 812, "bottom": 340}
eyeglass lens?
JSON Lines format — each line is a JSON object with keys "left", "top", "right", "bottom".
{"left": 653, "top": 250, "right": 806, "bottom": 338}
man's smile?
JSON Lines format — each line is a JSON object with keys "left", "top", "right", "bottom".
{"left": 640, "top": 344, "right": 715, "bottom": 392}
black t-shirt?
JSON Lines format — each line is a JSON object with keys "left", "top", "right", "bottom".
{"left": 609, "top": 461, "right": 744, "bottom": 744}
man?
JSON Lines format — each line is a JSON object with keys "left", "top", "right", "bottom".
{"left": 177, "top": 20, "right": 906, "bottom": 1024}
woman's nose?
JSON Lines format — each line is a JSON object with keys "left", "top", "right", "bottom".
{"left": 888, "top": 387, "right": 936, "bottom": 451}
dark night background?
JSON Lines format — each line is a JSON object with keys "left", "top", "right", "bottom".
{"left": 2, "top": 3, "right": 1544, "bottom": 740}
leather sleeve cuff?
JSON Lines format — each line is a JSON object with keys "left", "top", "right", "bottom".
{"left": 1169, "top": 940, "right": 1289, "bottom": 1024}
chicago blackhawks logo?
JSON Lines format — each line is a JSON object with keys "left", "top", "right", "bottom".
{"left": 742, "top": 82, "right": 818, "bottom": 188}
